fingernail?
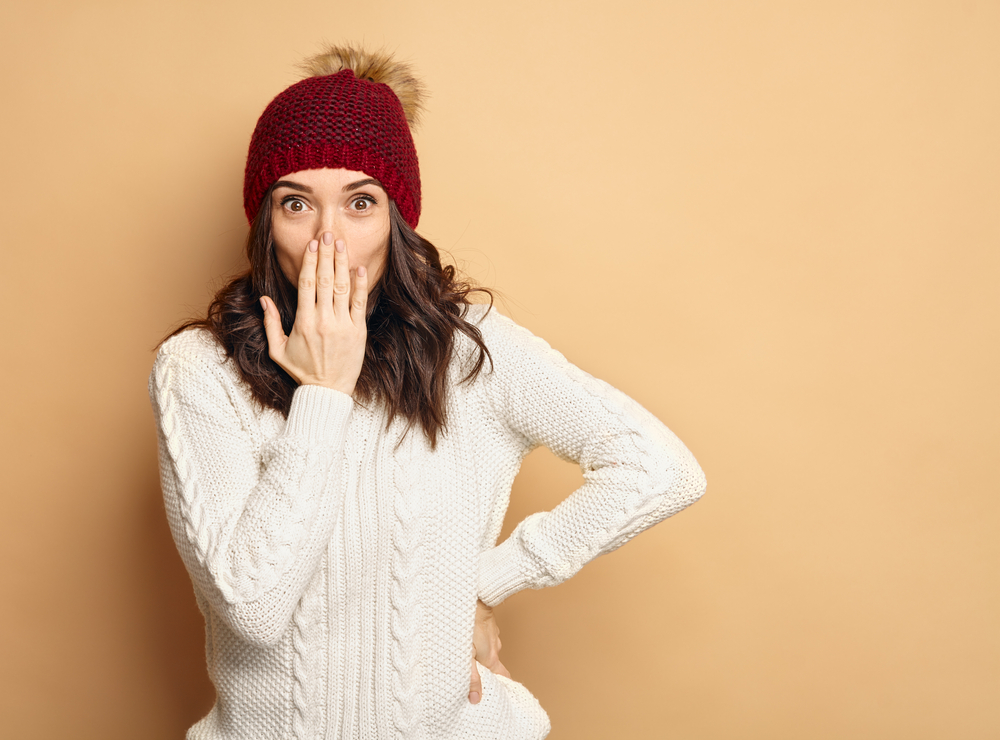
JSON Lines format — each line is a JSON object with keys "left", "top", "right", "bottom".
{"left": 469, "top": 692, "right": 480, "bottom": 704}
{"left": 335, "top": 239, "right": 345, "bottom": 253}
{"left": 259, "top": 297, "right": 267, "bottom": 311}
{"left": 322, "top": 232, "right": 333, "bottom": 245}
{"left": 308, "top": 240, "right": 319, "bottom": 252}
{"left": 357, "top": 265, "right": 367, "bottom": 277}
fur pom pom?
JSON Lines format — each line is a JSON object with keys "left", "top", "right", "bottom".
{"left": 299, "top": 44, "right": 426, "bottom": 128}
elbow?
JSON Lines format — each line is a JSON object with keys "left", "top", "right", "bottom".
{"left": 680, "top": 450, "right": 708, "bottom": 507}
{"left": 646, "top": 445, "right": 707, "bottom": 515}
{"left": 626, "top": 422, "right": 707, "bottom": 510}
{"left": 690, "top": 460, "right": 708, "bottom": 503}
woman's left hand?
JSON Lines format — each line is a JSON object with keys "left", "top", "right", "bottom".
{"left": 469, "top": 599, "right": 510, "bottom": 704}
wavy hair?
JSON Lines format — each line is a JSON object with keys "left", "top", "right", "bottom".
{"left": 164, "top": 186, "right": 492, "bottom": 446}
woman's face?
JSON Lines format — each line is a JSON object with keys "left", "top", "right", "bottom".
{"left": 269, "top": 167, "right": 391, "bottom": 288}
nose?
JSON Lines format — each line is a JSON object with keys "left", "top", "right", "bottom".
{"left": 312, "top": 203, "right": 341, "bottom": 244}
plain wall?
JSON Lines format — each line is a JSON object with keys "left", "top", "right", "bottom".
{"left": 0, "top": 1, "right": 997, "bottom": 738}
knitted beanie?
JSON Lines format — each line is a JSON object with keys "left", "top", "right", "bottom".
{"left": 243, "top": 46, "right": 426, "bottom": 228}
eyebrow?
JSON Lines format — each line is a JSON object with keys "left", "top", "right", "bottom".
{"left": 343, "top": 178, "right": 383, "bottom": 192}
{"left": 271, "top": 177, "right": 384, "bottom": 195}
{"left": 272, "top": 180, "right": 312, "bottom": 194}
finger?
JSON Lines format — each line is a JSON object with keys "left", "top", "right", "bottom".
{"left": 315, "top": 232, "right": 334, "bottom": 310}
{"left": 332, "top": 239, "right": 351, "bottom": 317}
{"left": 351, "top": 265, "right": 369, "bottom": 323}
{"left": 260, "top": 296, "right": 286, "bottom": 358}
{"left": 469, "top": 659, "right": 482, "bottom": 705}
{"left": 297, "top": 239, "right": 320, "bottom": 316}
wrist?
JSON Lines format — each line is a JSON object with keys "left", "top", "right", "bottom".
{"left": 284, "top": 384, "right": 355, "bottom": 441}
{"left": 303, "top": 380, "right": 356, "bottom": 396}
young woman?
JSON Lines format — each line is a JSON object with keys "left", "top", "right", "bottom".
{"left": 149, "top": 45, "right": 706, "bottom": 740}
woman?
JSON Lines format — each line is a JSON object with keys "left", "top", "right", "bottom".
{"left": 149, "top": 45, "right": 706, "bottom": 740}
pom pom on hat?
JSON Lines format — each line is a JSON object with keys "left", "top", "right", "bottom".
{"left": 243, "top": 44, "right": 424, "bottom": 228}
{"left": 298, "top": 45, "right": 426, "bottom": 128}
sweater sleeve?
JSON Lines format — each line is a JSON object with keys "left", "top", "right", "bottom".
{"left": 148, "top": 333, "right": 353, "bottom": 647}
{"left": 475, "top": 310, "right": 707, "bottom": 607}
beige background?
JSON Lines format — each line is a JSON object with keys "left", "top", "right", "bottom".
{"left": 1, "top": 1, "right": 997, "bottom": 738}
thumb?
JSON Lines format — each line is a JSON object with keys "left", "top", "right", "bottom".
{"left": 260, "top": 296, "right": 286, "bottom": 358}
{"left": 469, "top": 658, "right": 482, "bottom": 705}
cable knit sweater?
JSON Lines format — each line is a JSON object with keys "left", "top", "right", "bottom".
{"left": 148, "top": 304, "right": 706, "bottom": 740}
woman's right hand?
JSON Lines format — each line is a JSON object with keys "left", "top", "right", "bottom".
{"left": 260, "top": 232, "right": 369, "bottom": 396}
{"left": 469, "top": 599, "right": 510, "bottom": 704}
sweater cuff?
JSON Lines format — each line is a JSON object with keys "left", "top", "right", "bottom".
{"left": 477, "top": 536, "right": 546, "bottom": 607}
{"left": 282, "top": 384, "right": 354, "bottom": 442}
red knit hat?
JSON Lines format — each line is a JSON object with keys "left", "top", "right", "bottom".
{"left": 243, "top": 47, "right": 425, "bottom": 228}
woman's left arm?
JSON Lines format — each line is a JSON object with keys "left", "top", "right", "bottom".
{"left": 474, "top": 309, "right": 707, "bottom": 607}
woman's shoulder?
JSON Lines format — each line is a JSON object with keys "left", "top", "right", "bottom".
{"left": 459, "top": 301, "right": 493, "bottom": 325}
{"left": 155, "top": 326, "right": 228, "bottom": 366}
{"left": 150, "top": 326, "right": 239, "bottom": 395}
{"left": 456, "top": 302, "right": 525, "bottom": 365}
{"left": 459, "top": 302, "right": 560, "bottom": 362}
{"left": 453, "top": 302, "right": 584, "bottom": 400}
{"left": 459, "top": 302, "right": 530, "bottom": 345}
{"left": 149, "top": 327, "right": 271, "bottom": 433}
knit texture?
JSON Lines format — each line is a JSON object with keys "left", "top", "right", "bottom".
{"left": 243, "top": 69, "right": 421, "bottom": 227}
{"left": 148, "top": 306, "right": 706, "bottom": 740}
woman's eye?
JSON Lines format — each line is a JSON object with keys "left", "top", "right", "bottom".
{"left": 281, "top": 197, "right": 307, "bottom": 213}
{"left": 351, "top": 195, "right": 376, "bottom": 211}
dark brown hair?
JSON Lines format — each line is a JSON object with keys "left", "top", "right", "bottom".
{"left": 164, "top": 186, "right": 492, "bottom": 446}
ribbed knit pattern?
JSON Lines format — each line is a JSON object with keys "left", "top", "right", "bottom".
{"left": 243, "top": 69, "right": 421, "bottom": 227}
{"left": 148, "top": 306, "right": 707, "bottom": 739}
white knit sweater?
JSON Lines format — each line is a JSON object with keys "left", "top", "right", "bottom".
{"left": 148, "top": 304, "right": 706, "bottom": 740}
